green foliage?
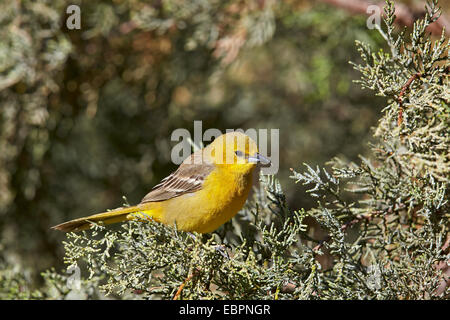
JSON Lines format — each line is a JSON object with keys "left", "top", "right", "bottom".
{"left": 0, "top": 0, "right": 448, "bottom": 300}
{"left": 0, "top": 0, "right": 382, "bottom": 282}
{"left": 46, "top": 0, "right": 449, "bottom": 300}
{"left": 57, "top": 176, "right": 311, "bottom": 299}
{"left": 0, "top": 261, "right": 43, "bottom": 299}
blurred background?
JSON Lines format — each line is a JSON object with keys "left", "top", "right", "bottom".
{"left": 0, "top": 0, "right": 448, "bottom": 287}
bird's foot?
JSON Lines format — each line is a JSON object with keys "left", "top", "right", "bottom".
{"left": 213, "top": 244, "right": 230, "bottom": 259}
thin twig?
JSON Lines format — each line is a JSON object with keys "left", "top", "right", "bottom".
{"left": 397, "top": 73, "right": 422, "bottom": 126}
{"left": 173, "top": 272, "right": 195, "bottom": 300}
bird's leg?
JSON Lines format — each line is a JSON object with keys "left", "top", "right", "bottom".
{"left": 213, "top": 244, "right": 230, "bottom": 259}
{"left": 186, "top": 232, "right": 229, "bottom": 259}
{"left": 187, "top": 232, "right": 197, "bottom": 241}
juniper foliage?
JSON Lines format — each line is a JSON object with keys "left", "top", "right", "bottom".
{"left": 40, "top": 0, "right": 449, "bottom": 300}
{"left": 50, "top": 175, "right": 310, "bottom": 299}
{"left": 2, "top": 0, "right": 447, "bottom": 299}
{"left": 0, "top": 0, "right": 384, "bottom": 285}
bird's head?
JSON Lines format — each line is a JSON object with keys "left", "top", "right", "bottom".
{"left": 204, "top": 132, "right": 270, "bottom": 173}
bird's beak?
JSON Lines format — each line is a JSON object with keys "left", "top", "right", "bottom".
{"left": 247, "top": 152, "right": 271, "bottom": 165}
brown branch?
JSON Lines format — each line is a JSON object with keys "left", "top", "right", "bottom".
{"left": 320, "top": 0, "right": 450, "bottom": 36}
{"left": 442, "top": 234, "right": 450, "bottom": 253}
{"left": 397, "top": 72, "right": 422, "bottom": 126}
{"left": 173, "top": 272, "right": 195, "bottom": 300}
{"left": 435, "top": 233, "right": 450, "bottom": 296}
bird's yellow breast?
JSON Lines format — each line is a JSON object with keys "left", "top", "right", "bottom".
{"left": 149, "top": 167, "right": 254, "bottom": 233}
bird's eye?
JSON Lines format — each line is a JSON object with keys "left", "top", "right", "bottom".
{"left": 235, "top": 150, "right": 244, "bottom": 157}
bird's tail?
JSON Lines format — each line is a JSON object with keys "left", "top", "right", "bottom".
{"left": 51, "top": 205, "right": 150, "bottom": 232}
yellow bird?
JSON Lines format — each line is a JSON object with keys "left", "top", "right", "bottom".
{"left": 52, "top": 132, "right": 270, "bottom": 233}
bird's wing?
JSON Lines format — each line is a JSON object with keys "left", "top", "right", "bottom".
{"left": 139, "top": 153, "right": 215, "bottom": 203}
